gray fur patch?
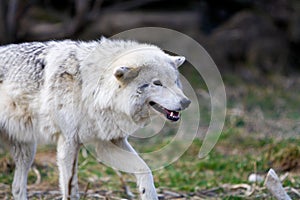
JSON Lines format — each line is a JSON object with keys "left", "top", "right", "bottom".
{"left": 0, "top": 42, "right": 48, "bottom": 90}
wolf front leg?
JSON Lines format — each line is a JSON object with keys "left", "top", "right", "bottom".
{"left": 9, "top": 140, "right": 36, "bottom": 200}
{"left": 95, "top": 138, "right": 158, "bottom": 200}
{"left": 57, "top": 135, "right": 80, "bottom": 200}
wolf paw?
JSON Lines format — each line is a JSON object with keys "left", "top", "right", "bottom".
{"left": 139, "top": 185, "right": 158, "bottom": 200}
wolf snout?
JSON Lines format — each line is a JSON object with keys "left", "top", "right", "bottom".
{"left": 180, "top": 98, "right": 191, "bottom": 110}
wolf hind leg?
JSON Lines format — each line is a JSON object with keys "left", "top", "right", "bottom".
{"left": 9, "top": 139, "right": 36, "bottom": 200}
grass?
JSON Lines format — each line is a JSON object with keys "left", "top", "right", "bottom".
{"left": 1, "top": 134, "right": 299, "bottom": 199}
{"left": 0, "top": 73, "right": 300, "bottom": 199}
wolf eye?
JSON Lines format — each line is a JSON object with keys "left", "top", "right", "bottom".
{"left": 153, "top": 80, "right": 162, "bottom": 86}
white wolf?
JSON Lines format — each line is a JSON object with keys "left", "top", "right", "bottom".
{"left": 0, "top": 38, "right": 191, "bottom": 200}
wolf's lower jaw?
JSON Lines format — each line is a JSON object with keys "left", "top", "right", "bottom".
{"left": 149, "top": 101, "right": 180, "bottom": 122}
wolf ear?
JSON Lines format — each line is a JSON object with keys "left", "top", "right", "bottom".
{"left": 172, "top": 56, "right": 185, "bottom": 68}
{"left": 114, "top": 66, "right": 140, "bottom": 82}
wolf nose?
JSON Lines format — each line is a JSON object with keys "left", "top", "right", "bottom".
{"left": 180, "top": 98, "right": 191, "bottom": 109}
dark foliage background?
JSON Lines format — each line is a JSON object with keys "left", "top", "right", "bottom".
{"left": 1, "top": 1, "right": 300, "bottom": 199}
{"left": 0, "top": 0, "right": 299, "bottom": 75}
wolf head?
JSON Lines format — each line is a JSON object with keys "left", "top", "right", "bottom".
{"left": 111, "top": 47, "right": 191, "bottom": 125}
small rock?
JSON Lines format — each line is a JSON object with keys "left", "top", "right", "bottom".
{"left": 248, "top": 173, "right": 264, "bottom": 183}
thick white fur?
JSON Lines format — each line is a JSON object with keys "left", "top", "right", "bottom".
{"left": 0, "top": 38, "right": 190, "bottom": 200}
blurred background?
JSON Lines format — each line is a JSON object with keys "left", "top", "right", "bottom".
{"left": 0, "top": 0, "right": 300, "bottom": 75}
{"left": 0, "top": 0, "right": 300, "bottom": 199}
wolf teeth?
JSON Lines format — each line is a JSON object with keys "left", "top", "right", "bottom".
{"left": 150, "top": 101, "right": 180, "bottom": 121}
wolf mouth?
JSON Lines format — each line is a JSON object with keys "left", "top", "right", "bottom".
{"left": 149, "top": 101, "right": 180, "bottom": 122}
